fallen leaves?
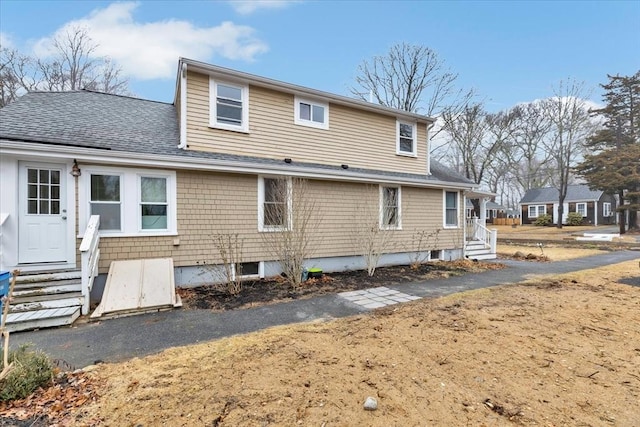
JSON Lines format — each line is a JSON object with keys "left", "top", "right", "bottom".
{"left": 0, "top": 369, "right": 104, "bottom": 425}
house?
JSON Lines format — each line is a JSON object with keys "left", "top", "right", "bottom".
{"left": 519, "top": 185, "right": 617, "bottom": 225}
{"left": 0, "top": 58, "right": 495, "bottom": 330}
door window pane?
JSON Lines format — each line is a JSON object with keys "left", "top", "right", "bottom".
{"left": 26, "top": 167, "right": 62, "bottom": 215}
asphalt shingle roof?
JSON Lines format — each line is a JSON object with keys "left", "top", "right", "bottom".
{"left": 519, "top": 185, "right": 604, "bottom": 204}
{"left": 0, "top": 91, "right": 473, "bottom": 186}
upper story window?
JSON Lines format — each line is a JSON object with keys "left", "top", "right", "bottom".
{"left": 576, "top": 202, "right": 587, "bottom": 217}
{"left": 528, "top": 205, "right": 546, "bottom": 218}
{"left": 210, "top": 78, "right": 249, "bottom": 132}
{"left": 397, "top": 120, "right": 417, "bottom": 156}
{"left": 294, "top": 97, "right": 329, "bottom": 129}
{"left": 380, "top": 185, "right": 401, "bottom": 229}
{"left": 258, "top": 176, "right": 291, "bottom": 232}
{"left": 444, "top": 191, "right": 459, "bottom": 228}
{"left": 81, "top": 167, "right": 176, "bottom": 236}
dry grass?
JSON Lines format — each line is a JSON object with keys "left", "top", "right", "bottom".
{"left": 496, "top": 243, "right": 607, "bottom": 261}
{"left": 63, "top": 259, "right": 640, "bottom": 427}
{"left": 492, "top": 224, "right": 637, "bottom": 244}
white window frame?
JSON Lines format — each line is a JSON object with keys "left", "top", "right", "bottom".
{"left": 88, "top": 172, "right": 123, "bottom": 232}
{"left": 576, "top": 202, "right": 587, "bottom": 217}
{"left": 396, "top": 120, "right": 417, "bottom": 157}
{"left": 443, "top": 190, "right": 460, "bottom": 228}
{"left": 379, "top": 185, "right": 402, "bottom": 230}
{"left": 79, "top": 166, "right": 177, "bottom": 237}
{"left": 138, "top": 174, "right": 171, "bottom": 232}
{"left": 209, "top": 77, "right": 249, "bottom": 132}
{"left": 528, "top": 205, "right": 546, "bottom": 218}
{"left": 258, "top": 176, "right": 292, "bottom": 232}
{"left": 233, "top": 261, "right": 264, "bottom": 280}
{"left": 294, "top": 96, "right": 329, "bottom": 129}
{"left": 603, "top": 202, "right": 612, "bottom": 217}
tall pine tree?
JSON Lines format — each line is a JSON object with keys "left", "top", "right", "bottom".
{"left": 576, "top": 72, "right": 640, "bottom": 233}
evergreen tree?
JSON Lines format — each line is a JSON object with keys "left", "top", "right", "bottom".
{"left": 576, "top": 71, "right": 640, "bottom": 233}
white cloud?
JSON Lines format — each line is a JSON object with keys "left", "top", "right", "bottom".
{"left": 0, "top": 32, "right": 14, "bottom": 49}
{"left": 229, "top": 0, "right": 299, "bottom": 15}
{"left": 31, "top": 2, "right": 268, "bottom": 80}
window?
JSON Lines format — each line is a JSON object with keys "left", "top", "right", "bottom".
{"left": 528, "top": 205, "right": 546, "bottom": 218}
{"left": 81, "top": 167, "right": 176, "bottom": 236}
{"left": 259, "top": 177, "right": 291, "bottom": 231}
{"left": 294, "top": 97, "right": 328, "bottom": 129}
{"left": 380, "top": 186, "right": 401, "bottom": 229}
{"left": 90, "top": 174, "right": 122, "bottom": 231}
{"left": 235, "top": 262, "right": 262, "bottom": 279}
{"left": 603, "top": 202, "right": 612, "bottom": 217}
{"left": 576, "top": 202, "right": 587, "bottom": 217}
{"left": 140, "top": 176, "right": 168, "bottom": 230}
{"left": 444, "top": 191, "right": 459, "bottom": 227}
{"left": 396, "top": 121, "right": 417, "bottom": 156}
{"left": 209, "top": 78, "right": 248, "bottom": 132}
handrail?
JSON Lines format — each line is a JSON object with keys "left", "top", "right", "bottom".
{"left": 80, "top": 215, "right": 100, "bottom": 315}
{"left": 468, "top": 218, "right": 497, "bottom": 255}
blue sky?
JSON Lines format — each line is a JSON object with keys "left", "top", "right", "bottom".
{"left": 1, "top": 0, "right": 638, "bottom": 112}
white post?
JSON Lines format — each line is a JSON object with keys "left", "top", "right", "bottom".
{"left": 490, "top": 229, "right": 497, "bottom": 254}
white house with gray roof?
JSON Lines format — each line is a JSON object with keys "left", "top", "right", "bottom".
{"left": 519, "top": 185, "right": 616, "bottom": 226}
{"left": 0, "top": 58, "right": 495, "bottom": 330}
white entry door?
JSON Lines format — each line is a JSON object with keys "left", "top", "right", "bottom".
{"left": 18, "top": 163, "right": 68, "bottom": 263}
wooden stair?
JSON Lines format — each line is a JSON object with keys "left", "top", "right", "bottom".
{"left": 465, "top": 239, "right": 497, "bottom": 261}
{"left": 5, "top": 270, "right": 83, "bottom": 332}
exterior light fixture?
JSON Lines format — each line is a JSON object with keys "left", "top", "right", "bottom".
{"left": 71, "top": 159, "right": 81, "bottom": 177}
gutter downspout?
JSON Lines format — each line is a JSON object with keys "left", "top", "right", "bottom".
{"left": 178, "top": 63, "right": 188, "bottom": 149}
{"left": 426, "top": 123, "right": 432, "bottom": 176}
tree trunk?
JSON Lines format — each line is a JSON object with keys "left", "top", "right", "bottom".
{"left": 618, "top": 190, "right": 626, "bottom": 234}
{"left": 556, "top": 196, "right": 565, "bottom": 229}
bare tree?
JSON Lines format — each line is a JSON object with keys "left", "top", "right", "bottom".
{"left": 0, "top": 26, "right": 129, "bottom": 106}
{"left": 541, "top": 80, "right": 594, "bottom": 228}
{"left": 0, "top": 48, "right": 39, "bottom": 107}
{"left": 261, "top": 178, "right": 320, "bottom": 289}
{"left": 350, "top": 42, "right": 474, "bottom": 139}
{"left": 509, "top": 102, "right": 554, "bottom": 192}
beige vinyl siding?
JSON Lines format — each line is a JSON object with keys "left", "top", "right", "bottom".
{"left": 185, "top": 71, "right": 428, "bottom": 176}
{"left": 85, "top": 170, "right": 462, "bottom": 273}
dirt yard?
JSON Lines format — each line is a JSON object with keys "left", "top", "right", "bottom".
{"left": 5, "top": 257, "right": 638, "bottom": 426}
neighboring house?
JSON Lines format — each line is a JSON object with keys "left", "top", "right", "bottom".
{"left": 0, "top": 58, "right": 494, "bottom": 329}
{"left": 520, "top": 185, "right": 617, "bottom": 225}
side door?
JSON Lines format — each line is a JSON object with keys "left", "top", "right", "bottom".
{"left": 18, "top": 162, "right": 68, "bottom": 263}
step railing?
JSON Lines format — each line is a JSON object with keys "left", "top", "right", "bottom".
{"left": 466, "top": 218, "right": 497, "bottom": 254}
{"left": 79, "top": 215, "right": 100, "bottom": 315}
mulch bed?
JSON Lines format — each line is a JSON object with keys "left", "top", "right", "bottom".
{"left": 177, "top": 259, "right": 505, "bottom": 311}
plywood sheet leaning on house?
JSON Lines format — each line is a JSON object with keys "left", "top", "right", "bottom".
{"left": 91, "top": 258, "right": 182, "bottom": 319}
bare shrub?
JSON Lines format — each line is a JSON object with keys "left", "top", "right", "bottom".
{"left": 409, "top": 228, "right": 441, "bottom": 269}
{"left": 352, "top": 185, "right": 397, "bottom": 276}
{"left": 261, "top": 178, "right": 320, "bottom": 289}
{"left": 210, "top": 233, "right": 245, "bottom": 296}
